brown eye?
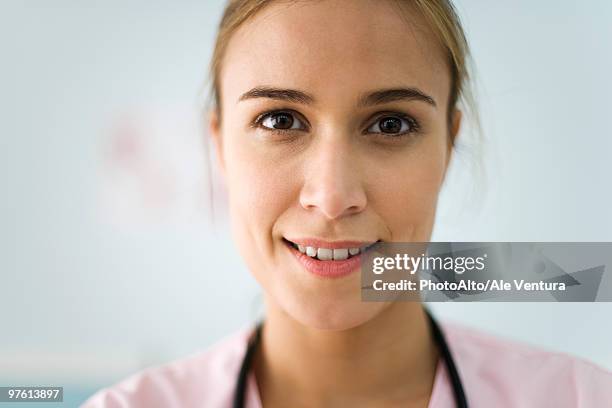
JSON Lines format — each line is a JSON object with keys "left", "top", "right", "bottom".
{"left": 380, "top": 117, "right": 402, "bottom": 133}
{"left": 260, "top": 112, "right": 305, "bottom": 131}
{"left": 367, "top": 115, "right": 416, "bottom": 135}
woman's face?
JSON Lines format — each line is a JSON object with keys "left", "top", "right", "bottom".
{"left": 211, "top": 0, "right": 460, "bottom": 330}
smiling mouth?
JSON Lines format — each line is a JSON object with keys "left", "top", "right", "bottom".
{"left": 282, "top": 238, "right": 380, "bottom": 261}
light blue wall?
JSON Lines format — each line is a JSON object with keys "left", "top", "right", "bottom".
{"left": 1, "top": 1, "right": 610, "bottom": 404}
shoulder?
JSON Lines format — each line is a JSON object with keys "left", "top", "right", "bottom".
{"left": 80, "top": 326, "right": 253, "bottom": 408}
{"left": 441, "top": 321, "right": 612, "bottom": 407}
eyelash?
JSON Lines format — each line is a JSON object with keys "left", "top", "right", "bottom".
{"left": 251, "top": 110, "right": 421, "bottom": 139}
{"left": 365, "top": 112, "right": 421, "bottom": 139}
{"left": 252, "top": 110, "right": 309, "bottom": 135}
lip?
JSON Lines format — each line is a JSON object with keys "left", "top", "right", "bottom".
{"left": 283, "top": 238, "right": 379, "bottom": 279}
{"left": 284, "top": 238, "right": 377, "bottom": 249}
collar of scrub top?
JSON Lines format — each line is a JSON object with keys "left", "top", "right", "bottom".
{"left": 233, "top": 308, "right": 468, "bottom": 408}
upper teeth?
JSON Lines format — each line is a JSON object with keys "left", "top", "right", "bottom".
{"left": 294, "top": 243, "right": 365, "bottom": 260}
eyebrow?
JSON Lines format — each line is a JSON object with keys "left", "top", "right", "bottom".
{"left": 359, "top": 88, "right": 437, "bottom": 108}
{"left": 238, "top": 86, "right": 437, "bottom": 108}
{"left": 238, "top": 87, "right": 314, "bottom": 105}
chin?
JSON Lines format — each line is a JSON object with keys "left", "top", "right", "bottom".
{"left": 275, "top": 286, "right": 391, "bottom": 331}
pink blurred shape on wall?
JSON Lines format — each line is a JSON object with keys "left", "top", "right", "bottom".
{"left": 97, "top": 104, "right": 220, "bottom": 229}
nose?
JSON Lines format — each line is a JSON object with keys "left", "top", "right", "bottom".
{"left": 299, "top": 136, "right": 367, "bottom": 220}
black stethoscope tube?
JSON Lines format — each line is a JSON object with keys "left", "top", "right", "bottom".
{"left": 233, "top": 309, "right": 468, "bottom": 408}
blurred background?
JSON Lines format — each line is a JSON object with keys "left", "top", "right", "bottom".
{"left": 1, "top": 0, "right": 611, "bottom": 406}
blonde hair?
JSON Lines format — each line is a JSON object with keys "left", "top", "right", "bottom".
{"left": 207, "top": 0, "right": 477, "bottom": 130}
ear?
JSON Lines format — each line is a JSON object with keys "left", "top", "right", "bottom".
{"left": 441, "top": 109, "right": 462, "bottom": 187}
{"left": 207, "top": 109, "right": 225, "bottom": 175}
{"left": 447, "top": 109, "right": 462, "bottom": 163}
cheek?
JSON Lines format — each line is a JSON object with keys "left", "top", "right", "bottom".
{"left": 224, "top": 136, "right": 295, "bottom": 219}
{"left": 222, "top": 131, "right": 297, "bottom": 273}
{"left": 368, "top": 138, "right": 448, "bottom": 241}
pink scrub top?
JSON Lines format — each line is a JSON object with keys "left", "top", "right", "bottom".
{"left": 81, "top": 321, "right": 612, "bottom": 407}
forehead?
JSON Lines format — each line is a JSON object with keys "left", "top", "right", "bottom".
{"left": 220, "top": 0, "right": 450, "bottom": 108}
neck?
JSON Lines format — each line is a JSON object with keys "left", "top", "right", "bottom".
{"left": 253, "top": 300, "right": 439, "bottom": 407}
